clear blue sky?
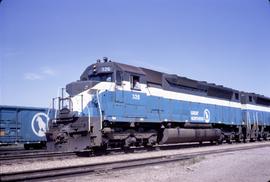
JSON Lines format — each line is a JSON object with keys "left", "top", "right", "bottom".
{"left": 1, "top": 0, "right": 270, "bottom": 107}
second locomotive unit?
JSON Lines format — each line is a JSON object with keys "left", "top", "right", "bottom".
{"left": 46, "top": 58, "right": 270, "bottom": 151}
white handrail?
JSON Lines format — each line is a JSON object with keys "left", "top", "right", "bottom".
{"left": 96, "top": 90, "right": 103, "bottom": 130}
{"left": 247, "top": 112, "right": 250, "bottom": 130}
{"left": 86, "top": 104, "right": 91, "bottom": 132}
{"left": 55, "top": 88, "right": 61, "bottom": 120}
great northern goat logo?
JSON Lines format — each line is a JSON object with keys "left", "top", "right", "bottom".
{"left": 204, "top": 109, "right": 210, "bottom": 123}
{"left": 31, "top": 113, "right": 49, "bottom": 137}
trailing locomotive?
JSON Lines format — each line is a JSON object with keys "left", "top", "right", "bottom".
{"left": 46, "top": 58, "right": 270, "bottom": 151}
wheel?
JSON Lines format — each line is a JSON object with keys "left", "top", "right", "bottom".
{"left": 121, "top": 146, "right": 131, "bottom": 153}
{"left": 235, "top": 134, "right": 242, "bottom": 143}
{"left": 226, "top": 134, "right": 233, "bottom": 144}
{"left": 24, "top": 144, "right": 30, "bottom": 150}
{"left": 263, "top": 133, "right": 268, "bottom": 141}
{"left": 217, "top": 134, "right": 224, "bottom": 145}
{"left": 92, "top": 145, "right": 107, "bottom": 156}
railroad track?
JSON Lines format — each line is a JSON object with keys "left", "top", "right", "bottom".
{"left": 0, "top": 149, "right": 47, "bottom": 156}
{"left": 0, "top": 140, "right": 266, "bottom": 164}
{"left": 0, "top": 151, "right": 77, "bottom": 165}
{"left": 1, "top": 142, "right": 269, "bottom": 182}
{"left": 0, "top": 142, "right": 211, "bottom": 165}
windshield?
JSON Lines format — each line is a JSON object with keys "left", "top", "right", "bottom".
{"left": 88, "top": 73, "right": 113, "bottom": 82}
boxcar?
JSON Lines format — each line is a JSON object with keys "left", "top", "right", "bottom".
{"left": 0, "top": 105, "right": 53, "bottom": 149}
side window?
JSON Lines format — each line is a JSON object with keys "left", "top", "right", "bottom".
{"left": 131, "top": 75, "right": 141, "bottom": 90}
{"left": 235, "top": 93, "right": 239, "bottom": 100}
{"left": 116, "top": 71, "right": 122, "bottom": 85}
{"left": 249, "top": 96, "right": 253, "bottom": 102}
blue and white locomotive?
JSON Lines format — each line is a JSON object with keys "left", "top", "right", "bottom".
{"left": 46, "top": 58, "right": 270, "bottom": 151}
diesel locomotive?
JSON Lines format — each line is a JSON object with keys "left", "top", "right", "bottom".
{"left": 46, "top": 58, "right": 270, "bottom": 151}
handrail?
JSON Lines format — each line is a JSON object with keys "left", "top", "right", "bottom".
{"left": 86, "top": 104, "right": 91, "bottom": 132}
{"left": 96, "top": 90, "right": 103, "bottom": 130}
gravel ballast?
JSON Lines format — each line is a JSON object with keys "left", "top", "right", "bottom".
{"left": 1, "top": 142, "right": 269, "bottom": 175}
{"left": 51, "top": 146, "right": 270, "bottom": 182}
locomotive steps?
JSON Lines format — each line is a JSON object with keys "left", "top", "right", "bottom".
{"left": 1, "top": 142, "right": 269, "bottom": 181}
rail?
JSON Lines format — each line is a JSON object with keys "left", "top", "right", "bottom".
{"left": 1, "top": 142, "right": 269, "bottom": 182}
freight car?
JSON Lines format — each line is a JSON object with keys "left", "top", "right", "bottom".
{"left": 0, "top": 105, "right": 52, "bottom": 149}
{"left": 46, "top": 58, "right": 270, "bottom": 152}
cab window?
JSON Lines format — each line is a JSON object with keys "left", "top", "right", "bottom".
{"left": 131, "top": 75, "right": 141, "bottom": 90}
{"left": 88, "top": 73, "right": 113, "bottom": 82}
{"left": 116, "top": 71, "right": 122, "bottom": 85}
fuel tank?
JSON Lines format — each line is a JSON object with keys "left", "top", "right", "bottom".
{"left": 160, "top": 128, "right": 221, "bottom": 144}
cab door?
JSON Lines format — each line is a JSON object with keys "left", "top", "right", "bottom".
{"left": 124, "top": 75, "right": 147, "bottom": 118}
{"left": 115, "top": 71, "right": 124, "bottom": 103}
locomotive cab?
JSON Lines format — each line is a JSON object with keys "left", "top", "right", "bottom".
{"left": 46, "top": 58, "right": 150, "bottom": 151}
{"left": 46, "top": 59, "right": 117, "bottom": 151}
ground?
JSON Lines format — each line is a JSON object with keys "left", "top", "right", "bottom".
{"left": 53, "top": 147, "right": 270, "bottom": 182}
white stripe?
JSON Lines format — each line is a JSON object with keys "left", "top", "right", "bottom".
{"left": 121, "top": 81, "right": 241, "bottom": 109}
{"left": 72, "top": 82, "right": 115, "bottom": 113}
{"left": 147, "top": 86, "right": 242, "bottom": 109}
{"left": 71, "top": 89, "right": 93, "bottom": 113}
{"left": 80, "top": 81, "right": 270, "bottom": 113}
{"left": 92, "top": 82, "right": 116, "bottom": 91}
{"left": 242, "top": 104, "right": 270, "bottom": 112}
